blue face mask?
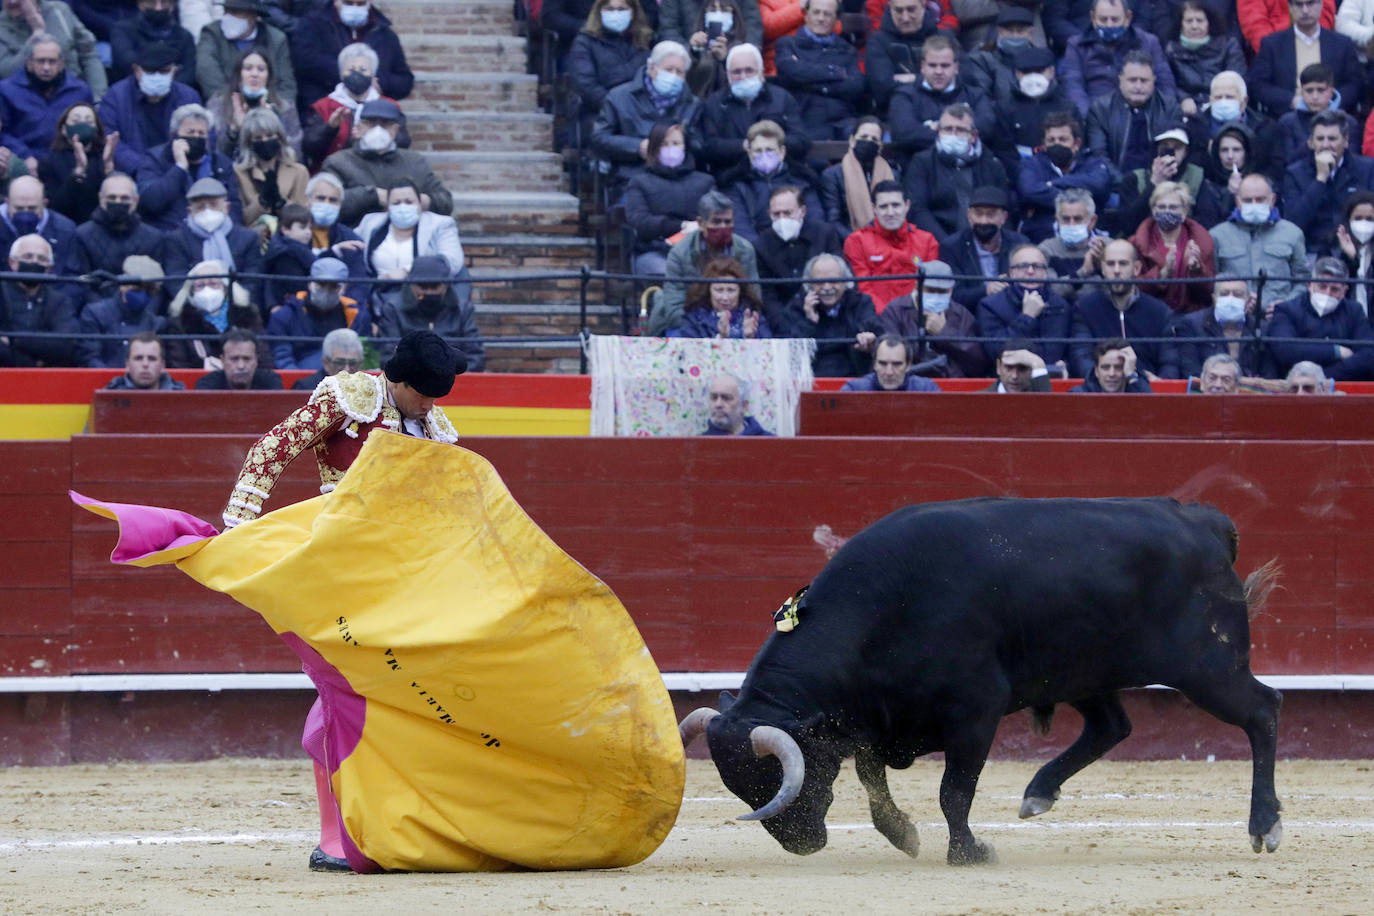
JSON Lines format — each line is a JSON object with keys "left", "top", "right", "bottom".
{"left": 1210, "top": 98, "right": 1241, "bottom": 122}
{"left": 11, "top": 211, "right": 39, "bottom": 236}
{"left": 1239, "top": 202, "right": 1272, "bottom": 225}
{"left": 121, "top": 288, "right": 151, "bottom": 315}
{"left": 652, "top": 69, "right": 684, "bottom": 97}
{"left": 921, "top": 292, "right": 951, "bottom": 313}
{"left": 389, "top": 203, "right": 420, "bottom": 228}
{"left": 1097, "top": 24, "right": 1127, "bottom": 42}
{"left": 730, "top": 75, "right": 763, "bottom": 101}
{"left": 139, "top": 71, "right": 173, "bottom": 98}
{"left": 1213, "top": 294, "right": 1246, "bottom": 325}
{"left": 1056, "top": 222, "right": 1089, "bottom": 246}
{"left": 600, "top": 8, "right": 631, "bottom": 32}
{"left": 311, "top": 202, "right": 340, "bottom": 227}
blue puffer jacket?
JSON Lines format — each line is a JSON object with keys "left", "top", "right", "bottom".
{"left": 0, "top": 70, "right": 93, "bottom": 158}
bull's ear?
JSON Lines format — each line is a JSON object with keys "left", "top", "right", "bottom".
{"left": 718, "top": 691, "right": 738, "bottom": 713}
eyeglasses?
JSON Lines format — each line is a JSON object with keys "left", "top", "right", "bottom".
{"left": 1009, "top": 262, "right": 1048, "bottom": 274}
{"left": 326, "top": 357, "right": 365, "bottom": 370}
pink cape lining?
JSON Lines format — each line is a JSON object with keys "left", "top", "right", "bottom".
{"left": 68, "top": 490, "right": 218, "bottom": 564}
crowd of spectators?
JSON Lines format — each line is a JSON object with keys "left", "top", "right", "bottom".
{"left": 0, "top": 0, "right": 484, "bottom": 386}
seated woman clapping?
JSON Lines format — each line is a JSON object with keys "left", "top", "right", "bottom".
{"left": 666, "top": 257, "right": 770, "bottom": 338}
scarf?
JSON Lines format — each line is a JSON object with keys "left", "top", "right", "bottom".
{"left": 643, "top": 72, "right": 677, "bottom": 114}
{"left": 839, "top": 151, "right": 894, "bottom": 232}
{"left": 186, "top": 215, "right": 236, "bottom": 269}
{"left": 326, "top": 83, "right": 381, "bottom": 112}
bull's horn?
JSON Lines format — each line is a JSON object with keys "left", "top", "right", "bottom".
{"left": 738, "top": 725, "right": 805, "bottom": 821}
{"left": 677, "top": 707, "right": 719, "bottom": 747}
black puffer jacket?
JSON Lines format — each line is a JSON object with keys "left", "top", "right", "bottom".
{"left": 623, "top": 155, "right": 716, "bottom": 254}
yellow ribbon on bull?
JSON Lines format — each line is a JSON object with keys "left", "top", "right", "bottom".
{"left": 131, "top": 431, "right": 684, "bottom": 871}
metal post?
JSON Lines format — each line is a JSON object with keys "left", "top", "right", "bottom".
{"left": 579, "top": 265, "right": 590, "bottom": 374}
{"left": 1253, "top": 268, "right": 1267, "bottom": 349}
{"left": 914, "top": 266, "right": 926, "bottom": 362}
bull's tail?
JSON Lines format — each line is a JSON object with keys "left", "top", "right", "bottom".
{"left": 1243, "top": 558, "right": 1283, "bottom": 621}
{"left": 1029, "top": 704, "right": 1055, "bottom": 737}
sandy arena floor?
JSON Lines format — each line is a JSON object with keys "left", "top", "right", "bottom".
{"left": 1, "top": 757, "right": 1370, "bottom": 915}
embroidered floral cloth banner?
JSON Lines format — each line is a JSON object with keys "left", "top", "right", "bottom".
{"left": 588, "top": 336, "right": 816, "bottom": 437}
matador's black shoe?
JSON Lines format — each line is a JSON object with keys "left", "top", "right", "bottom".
{"left": 308, "top": 845, "right": 353, "bottom": 872}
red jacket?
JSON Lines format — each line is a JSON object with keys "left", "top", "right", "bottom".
{"left": 1239, "top": 0, "right": 1335, "bottom": 52}
{"left": 310, "top": 94, "right": 404, "bottom": 163}
{"left": 843, "top": 221, "right": 940, "bottom": 313}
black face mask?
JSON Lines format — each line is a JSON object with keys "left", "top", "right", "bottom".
{"left": 28, "top": 68, "right": 61, "bottom": 91}
{"left": 179, "top": 135, "right": 208, "bottom": 161}
{"left": 971, "top": 222, "right": 1000, "bottom": 242}
{"left": 251, "top": 138, "right": 282, "bottom": 161}
{"left": 852, "top": 139, "right": 879, "bottom": 164}
{"left": 144, "top": 8, "right": 174, "bottom": 27}
{"left": 1045, "top": 143, "right": 1074, "bottom": 170}
{"left": 15, "top": 260, "right": 47, "bottom": 275}
{"left": 416, "top": 292, "right": 446, "bottom": 314}
{"left": 342, "top": 70, "right": 372, "bottom": 96}
{"left": 104, "top": 201, "right": 133, "bottom": 224}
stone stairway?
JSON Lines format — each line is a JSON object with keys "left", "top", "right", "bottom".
{"left": 378, "top": 0, "right": 611, "bottom": 372}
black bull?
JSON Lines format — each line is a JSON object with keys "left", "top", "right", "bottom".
{"left": 679, "top": 497, "right": 1284, "bottom": 864}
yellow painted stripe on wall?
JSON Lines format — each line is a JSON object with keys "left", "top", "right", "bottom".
{"left": 0, "top": 405, "right": 90, "bottom": 440}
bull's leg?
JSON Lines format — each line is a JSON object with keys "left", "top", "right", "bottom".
{"left": 1173, "top": 674, "right": 1284, "bottom": 853}
{"left": 939, "top": 705, "right": 1001, "bottom": 866}
{"left": 854, "top": 751, "right": 919, "bottom": 858}
{"left": 1020, "top": 692, "right": 1132, "bottom": 819}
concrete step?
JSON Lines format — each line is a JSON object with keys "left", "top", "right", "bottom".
{"left": 403, "top": 33, "right": 528, "bottom": 74}
{"left": 409, "top": 71, "right": 539, "bottom": 112}
{"left": 465, "top": 233, "right": 597, "bottom": 304}
{"left": 406, "top": 110, "right": 552, "bottom": 152}
{"left": 428, "top": 150, "right": 566, "bottom": 193}
{"left": 451, "top": 191, "right": 581, "bottom": 235}
{"left": 378, "top": 0, "right": 515, "bottom": 36}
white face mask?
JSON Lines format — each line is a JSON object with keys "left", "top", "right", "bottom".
{"left": 191, "top": 286, "right": 225, "bottom": 312}
{"left": 1310, "top": 291, "right": 1341, "bottom": 316}
{"left": 921, "top": 292, "right": 951, "bottom": 313}
{"left": 704, "top": 10, "right": 733, "bottom": 32}
{"left": 771, "top": 216, "right": 802, "bottom": 241}
{"left": 191, "top": 208, "right": 226, "bottom": 233}
{"left": 339, "top": 2, "right": 370, "bottom": 27}
{"left": 1351, "top": 219, "right": 1374, "bottom": 244}
{"left": 936, "top": 133, "right": 970, "bottom": 157}
{"left": 1213, "top": 294, "right": 1246, "bottom": 324}
{"left": 359, "top": 124, "right": 393, "bottom": 152}
{"left": 1018, "top": 73, "right": 1050, "bottom": 98}
{"left": 389, "top": 203, "right": 420, "bottom": 228}
{"left": 220, "top": 13, "right": 253, "bottom": 40}
{"left": 1056, "top": 222, "right": 1089, "bottom": 246}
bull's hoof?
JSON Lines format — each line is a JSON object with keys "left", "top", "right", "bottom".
{"left": 1018, "top": 794, "right": 1057, "bottom": 819}
{"left": 947, "top": 840, "right": 997, "bottom": 866}
{"left": 894, "top": 826, "right": 920, "bottom": 859}
{"left": 1250, "top": 819, "right": 1282, "bottom": 854}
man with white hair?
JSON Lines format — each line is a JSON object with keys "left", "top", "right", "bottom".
{"left": 1286, "top": 360, "right": 1331, "bottom": 393}
{"left": 292, "top": 326, "right": 365, "bottom": 390}
{"left": 0, "top": 233, "right": 77, "bottom": 366}
{"left": 133, "top": 102, "right": 244, "bottom": 230}
{"left": 695, "top": 42, "right": 809, "bottom": 171}
{"left": 701, "top": 372, "right": 774, "bottom": 436}
{"left": 1194, "top": 70, "right": 1284, "bottom": 183}
{"left": 777, "top": 252, "right": 882, "bottom": 377}
{"left": 592, "top": 39, "right": 700, "bottom": 177}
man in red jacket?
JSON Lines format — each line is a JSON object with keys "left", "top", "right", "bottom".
{"left": 842, "top": 179, "right": 939, "bottom": 312}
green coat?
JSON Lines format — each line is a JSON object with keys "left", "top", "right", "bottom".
{"left": 651, "top": 231, "right": 760, "bottom": 336}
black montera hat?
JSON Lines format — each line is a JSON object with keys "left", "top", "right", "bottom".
{"left": 384, "top": 330, "right": 466, "bottom": 398}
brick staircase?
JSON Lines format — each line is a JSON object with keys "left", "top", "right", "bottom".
{"left": 379, "top": 0, "right": 616, "bottom": 372}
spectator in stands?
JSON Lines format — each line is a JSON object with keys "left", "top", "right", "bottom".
{"left": 38, "top": 100, "right": 123, "bottom": 223}
{"left": 1085, "top": 51, "right": 1180, "bottom": 183}
{"left": 302, "top": 42, "right": 408, "bottom": 171}
{"left": 1175, "top": 274, "right": 1277, "bottom": 379}
{"left": 702, "top": 372, "right": 773, "bottom": 436}
{"left": 1240, "top": 0, "right": 1335, "bottom": 53}
{"left": 939, "top": 184, "right": 1027, "bottom": 311}
{"left": 1042, "top": 1, "right": 1094, "bottom": 56}
{"left": 963, "top": 7, "right": 1039, "bottom": 103}
{"left": 196, "top": 0, "right": 295, "bottom": 105}
{"left": 1336, "top": 189, "right": 1374, "bottom": 312}
{"left": 1205, "top": 121, "right": 1256, "bottom": 215}
{"left": 777, "top": 252, "right": 881, "bottom": 376}
{"left": 878, "top": 258, "right": 986, "bottom": 378}
{"left": 103, "top": 329, "right": 184, "bottom": 389}
{"left": 164, "top": 258, "right": 265, "bottom": 368}
{"left": 1061, "top": 0, "right": 1176, "bottom": 116}
{"left": 648, "top": 189, "right": 759, "bottom": 335}
{"left": 0, "top": 3, "right": 105, "bottom": 98}
{"left": 1040, "top": 187, "right": 1109, "bottom": 302}
{"left": 667, "top": 255, "right": 770, "bottom": 338}
{"left": 135, "top": 102, "right": 243, "bottom": 230}
{"left": 1016, "top": 110, "right": 1112, "bottom": 243}
{"left": 373, "top": 255, "right": 486, "bottom": 372}
{"left": 1166, "top": 0, "right": 1246, "bottom": 112}
{"left": 683, "top": 0, "right": 748, "bottom": 97}
{"left": 955, "top": 1, "right": 1053, "bottom": 52}
{"left": 1116, "top": 123, "right": 1224, "bottom": 235}
{"left": 301, "top": 170, "right": 367, "bottom": 275}
{"left": 1336, "top": 0, "right": 1374, "bottom": 51}
{"left": 865, "top": 0, "right": 941, "bottom": 115}
{"left": 1210, "top": 173, "right": 1308, "bottom": 307}
{"left": 161, "top": 177, "right": 263, "bottom": 301}
{"left": 266, "top": 256, "right": 370, "bottom": 370}
{"left": 990, "top": 45, "right": 1078, "bottom": 178}
{"left": 1070, "top": 238, "right": 1180, "bottom": 379}
{"left": 757, "top": 0, "right": 803, "bottom": 75}
{"left": 207, "top": 48, "right": 301, "bottom": 159}
{"left": 294, "top": 0, "right": 412, "bottom": 112}
{"left": 839, "top": 334, "right": 940, "bottom": 391}
{"left": 96, "top": 40, "right": 200, "bottom": 157}
{"left": 1286, "top": 359, "right": 1330, "bottom": 391}
{"left": 0, "top": 32, "right": 92, "bottom": 168}
{"left": 661, "top": 0, "right": 763, "bottom": 53}
{"left": 0, "top": 174, "right": 73, "bottom": 275}
{"left": 1248, "top": 0, "right": 1361, "bottom": 117}
{"left": 291, "top": 326, "right": 364, "bottom": 390}
{"left": 986, "top": 338, "right": 1053, "bottom": 392}
{"left": 261, "top": 203, "right": 316, "bottom": 310}
{"left": 841, "top": 179, "right": 938, "bottom": 311}
{"left": 1129, "top": 180, "right": 1216, "bottom": 314}
{"left": 772, "top": 0, "right": 865, "bottom": 141}
{"left": 590, "top": 40, "right": 700, "bottom": 179}
{"left": 0, "top": 231, "right": 74, "bottom": 365}
{"left": 754, "top": 183, "right": 840, "bottom": 323}
{"left": 903, "top": 103, "right": 1010, "bottom": 245}
{"left": 70, "top": 172, "right": 163, "bottom": 299}
{"left": 109, "top": 0, "right": 195, "bottom": 87}
{"left": 232, "top": 106, "right": 307, "bottom": 227}
{"left": 76, "top": 254, "right": 164, "bottom": 367}
{"left": 1070, "top": 337, "right": 1153, "bottom": 392}
{"left": 1281, "top": 109, "right": 1374, "bottom": 256}
{"left": 1266, "top": 255, "right": 1374, "bottom": 378}
{"left": 624, "top": 121, "right": 715, "bottom": 277}
{"left": 567, "top": 0, "right": 652, "bottom": 140}
{"left": 721, "top": 118, "right": 820, "bottom": 245}
{"left": 695, "top": 42, "right": 808, "bottom": 173}
{"left": 1192, "top": 71, "right": 1285, "bottom": 185}
{"left": 819, "top": 117, "right": 897, "bottom": 240}
{"left": 1277, "top": 63, "right": 1361, "bottom": 164}
{"left": 975, "top": 242, "right": 1071, "bottom": 370}
{"left": 322, "top": 98, "right": 452, "bottom": 225}
{"left": 1197, "top": 350, "right": 1239, "bottom": 391}
{"left": 193, "top": 327, "right": 283, "bottom": 388}
{"left": 356, "top": 178, "right": 463, "bottom": 280}
{"left": 889, "top": 34, "right": 999, "bottom": 162}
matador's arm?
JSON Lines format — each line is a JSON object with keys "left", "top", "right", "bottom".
{"left": 222, "top": 397, "right": 347, "bottom": 528}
